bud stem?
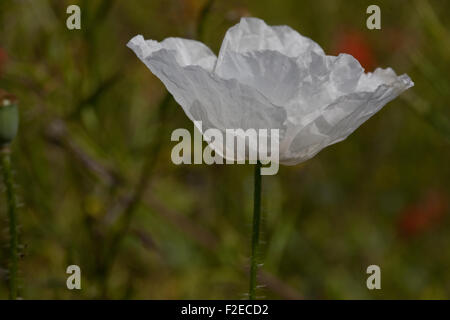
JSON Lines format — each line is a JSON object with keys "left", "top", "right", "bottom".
{"left": 1, "top": 146, "right": 19, "bottom": 299}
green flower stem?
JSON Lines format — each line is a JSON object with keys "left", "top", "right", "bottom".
{"left": 0, "top": 146, "right": 18, "bottom": 300}
{"left": 249, "top": 161, "right": 262, "bottom": 300}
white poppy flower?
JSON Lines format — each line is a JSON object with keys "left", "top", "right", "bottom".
{"left": 128, "top": 17, "right": 413, "bottom": 165}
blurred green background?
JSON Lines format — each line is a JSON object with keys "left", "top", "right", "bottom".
{"left": 0, "top": 0, "right": 449, "bottom": 299}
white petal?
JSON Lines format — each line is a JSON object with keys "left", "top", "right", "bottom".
{"left": 128, "top": 35, "right": 217, "bottom": 71}
{"left": 128, "top": 18, "right": 414, "bottom": 166}
{"left": 330, "top": 54, "right": 364, "bottom": 94}
{"left": 281, "top": 72, "right": 413, "bottom": 165}
{"left": 127, "top": 35, "right": 287, "bottom": 159}
{"left": 216, "top": 17, "right": 324, "bottom": 60}
{"left": 215, "top": 49, "right": 304, "bottom": 106}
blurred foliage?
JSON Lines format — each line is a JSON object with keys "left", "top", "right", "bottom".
{"left": 0, "top": 0, "right": 449, "bottom": 299}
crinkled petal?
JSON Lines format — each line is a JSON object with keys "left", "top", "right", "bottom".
{"left": 216, "top": 17, "right": 324, "bottom": 61}
{"left": 128, "top": 17, "right": 414, "bottom": 166}
{"left": 215, "top": 49, "right": 304, "bottom": 106}
{"left": 127, "top": 35, "right": 287, "bottom": 161}
{"left": 128, "top": 36, "right": 217, "bottom": 71}
{"left": 282, "top": 71, "right": 413, "bottom": 164}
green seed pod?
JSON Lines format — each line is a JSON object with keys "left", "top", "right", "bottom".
{"left": 0, "top": 90, "right": 19, "bottom": 147}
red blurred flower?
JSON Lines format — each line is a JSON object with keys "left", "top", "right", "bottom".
{"left": 397, "top": 191, "right": 448, "bottom": 238}
{"left": 332, "top": 30, "right": 376, "bottom": 71}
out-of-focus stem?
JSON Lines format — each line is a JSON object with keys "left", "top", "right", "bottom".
{"left": 0, "top": 146, "right": 19, "bottom": 300}
{"left": 196, "top": 0, "right": 215, "bottom": 39}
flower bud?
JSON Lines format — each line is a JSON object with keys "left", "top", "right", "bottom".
{"left": 0, "top": 90, "right": 19, "bottom": 147}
